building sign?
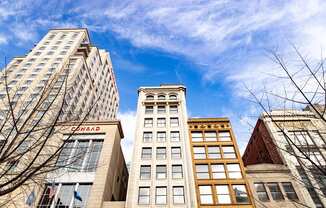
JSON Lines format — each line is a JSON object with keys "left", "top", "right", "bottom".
{"left": 71, "top": 126, "right": 101, "bottom": 132}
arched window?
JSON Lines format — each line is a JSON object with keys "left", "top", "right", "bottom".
{"left": 158, "top": 95, "right": 166, "bottom": 100}
{"left": 169, "top": 94, "right": 177, "bottom": 100}
{"left": 146, "top": 95, "right": 154, "bottom": 100}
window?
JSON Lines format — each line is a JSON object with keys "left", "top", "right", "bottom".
{"left": 75, "top": 184, "right": 92, "bottom": 207}
{"left": 193, "top": 147, "right": 206, "bottom": 159}
{"left": 140, "top": 165, "right": 151, "bottom": 179}
{"left": 143, "top": 132, "right": 152, "bottom": 142}
{"left": 173, "top": 186, "right": 185, "bottom": 204}
{"left": 290, "top": 131, "right": 314, "bottom": 146}
{"left": 157, "top": 106, "right": 166, "bottom": 114}
{"left": 170, "top": 117, "right": 179, "bottom": 127}
{"left": 204, "top": 131, "right": 217, "bottom": 141}
{"left": 207, "top": 146, "right": 221, "bottom": 159}
{"left": 282, "top": 182, "right": 298, "bottom": 200}
{"left": 171, "top": 131, "right": 180, "bottom": 142}
{"left": 145, "top": 106, "right": 153, "bottom": 114}
{"left": 172, "top": 165, "right": 183, "bottom": 179}
{"left": 199, "top": 185, "right": 213, "bottom": 204}
{"left": 192, "top": 131, "right": 203, "bottom": 142}
{"left": 157, "top": 118, "right": 166, "bottom": 127}
{"left": 254, "top": 183, "right": 269, "bottom": 202}
{"left": 267, "top": 183, "right": 284, "bottom": 200}
{"left": 158, "top": 95, "right": 165, "bottom": 100}
{"left": 84, "top": 140, "right": 103, "bottom": 172}
{"left": 146, "top": 95, "right": 154, "bottom": 100}
{"left": 170, "top": 105, "right": 178, "bottom": 113}
{"left": 171, "top": 147, "right": 182, "bottom": 159}
{"left": 141, "top": 147, "right": 152, "bottom": 159}
{"left": 216, "top": 185, "right": 231, "bottom": 204}
{"left": 222, "top": 146, "right": 236, "bottom": 158}
{"left": 169, "top": 94, "right": 177, "bottom": 100}
{"left": 232, "top": 185, "right": 249, "bottom": 203}
{"left": 227, "top": 164, "right": 242, "bottom": 179}
{"left": 211, "top": 164, "right": 226, "bottom": 179}
{"left": 38, "top": 184, "right": 58, "bottom": 207}
{"left": 157, "top": 132, "right": 166, "bottom": 142}
{"left": 156, "top": 187, "right": 167, "bottom": 204}
{"left": 156, "top": 165, "right": 167, "bottom": 179}
{"left": 55, "top": 184, "right": 74, "bottom": 207}
{"left": 196, "top": 164, "right": 209, "bottom": 179}
{"left": 144, "top": 118, "right": 153, "bottom": 127}
{"left": 219, "top": 131, "right": 231, "bottom": 141}
{"left": 156, "top": 147, "right": 166, "bottom": 159}
{"left": 138, "top": 187, "right": 150, "bottom": 204}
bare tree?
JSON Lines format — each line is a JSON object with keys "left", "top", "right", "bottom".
{"left": 246, "top": 45, "right": 326, "bottom": 207}
{"left": 0, "top": 59, "right": 99, "bottom": 206}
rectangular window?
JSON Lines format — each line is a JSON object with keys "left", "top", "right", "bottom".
{"left": 222, "top": 146, "right": 236, "bottom": 158}
{"left": 219, "top": 131, "right": 231, "bottom": 141}
{"left": 172, "top": 165, "right": 183, "bottom": 179}
{"left": 207, "top": 146, "right": 221, "bottom": 159}
{"left": 143, "top": 132, "right": 152, "bottom": 142}
{"left": 254, "top": 183, "right": 269, "bottom": 202}
{"left": 267, "top": 183, "right": 284, "bottom": 200}
{"left": 291, "top": 131, "right": 314, "bottom": 146}
{"left": 173, "top": 186, "right": 185, "bottom": 204}
{"left": 157, "top": 118, "right": 166, "bottom": 127}
{"left": 193, "top": 147, "right": 206, "bottom": 159}
{"left": 84, "top": 140, "right": 103, "bottom": 172}
{"left": 156, "top": 165, "right": 167, "bottom": 179}
{"left": 156, "top": 147, "right": 166, "bottom": 159}
{"left": 232, "top": 185, "right": 249, "bottom": 203}
{"left": 171, "top": 131, "right": 180, "bottom": 142}
{"left": 38, "top": 184, "right": 58, "bottom": 207}
{"left": 71, "top": 140, "right": 89, "bottom": 171}
{"left": 227, "top": 164, "right": 242, "bottom": 179}
{"left": 171, "top": 147, "right": 182, "bottom": 159}
{"left": 216, "top": 185, "right": 231, "bottom": 204}
{"left": 282, "top": 182, "right": 298, "bottom": 200}
{"left": 140, "top": 165, "right": 151, "bottom": 179}
{"left": 145, "top": 106, "right": 153, "bottom": 114}
{"left": 170, "top": 105, "right": 178, "bottom": 114}
{"left": 204, "top": 131, "right": 217, "bottom": 141}
{"left": 196, "top": 164, "right": 210, "bottom": 179}
{"left": 144, "top": 118, "right": 153, "bottom": 127}
{"left": 141, "top": 147, "right": 152, "bottom": 159}
{"left": 191, "top": 131, "right": 203, "bottom": 142}
{"left": 138, "top": 187, "right": 150, "bottom": 204}
{"left": 211, "top": 164, "right": 226, "bottom": 179}
{"left": 157, "top": 132, "right": 166, "bottom": 142}
{"left": 170, "top": 117, "right": 179, "bottom": 127}
{"left": 75, "top": 184, "right": 92, "bottom": 208}
{"left": 156, "top": 187, "right": 167, "bottom": 204}
{"left": 157, "top": 106, "right": 166, "bottom": 114}
{"left": 55, "top": 184, "right": 74, "bottom": 207}
{"left": 199, "top": 185, "right": 213, "bottom": 204}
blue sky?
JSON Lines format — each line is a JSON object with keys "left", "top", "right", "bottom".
{"left": 1, "top": 0, "right": 326, "bottom": 162}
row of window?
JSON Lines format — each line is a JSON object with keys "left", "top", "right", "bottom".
{"left": 144, "top": 117, "right": 179, "bottom": 127}
{"left": 145, "top": 94, "right": 177, "bottom": 101}
{"left": 145, "top": 105, "right": 178, "bottom": 114}
{"left": 138, "top": 186, "right": 184, "bottom": 205}
{"left": 254, "top": 182, "right": 298, "bottom": 202}
{"left": 140, "top": 164, "right": 183, "bottom": 180}
{"left": 38, "top": 183, "right": 91, "bottom": 208}
{"left": 191, "top": 131, "right": 232, "bottom": 142}
{"left": 193, "top": 145, "right": 237, "bottom": 159}
{"left": 143, "top": 131, "right": 180, "bottom": 142}
{"left": 198, "top": 184, "right": 250, "bottom": 205}
{"left": 57, "top": 139, "right": 103, "bottom": 172}
{"left": 141, "top": 147, "right": 182, "bottom": 160}
{"left": 195, "top": 163, "right": 242, "bottom": 179}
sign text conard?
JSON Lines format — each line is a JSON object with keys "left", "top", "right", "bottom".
{"left": 71, "top": 126, "right": 101, "bottom": 132}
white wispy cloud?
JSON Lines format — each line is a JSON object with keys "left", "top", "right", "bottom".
{"left": 0, "top": 34, "right": 7, "bottom": 45}
{"left": 118, "top": 110, "right": 136, "bottom": 163}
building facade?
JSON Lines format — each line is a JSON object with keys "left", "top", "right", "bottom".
{"left": 1, "top": 28, "right": 119, "bottom": 121}
{"left": 126, "top": 85, "right": 197, "bottom": 208}
{"left": 243, "top": 108, "right": 326, "bottom": 207}
{"left": 188, "top": 118, "right": 255, "bottom": 208}
{"left": 245, "top": 163, "right": 308, "bottom": 208}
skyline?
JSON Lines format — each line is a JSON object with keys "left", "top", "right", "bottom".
{"left": 1, "top": 0, "right": 326, "bottom": 162}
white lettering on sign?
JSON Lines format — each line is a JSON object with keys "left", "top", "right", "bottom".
{"left": 71, "top": 126, "right": 101, "bottom": 132}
